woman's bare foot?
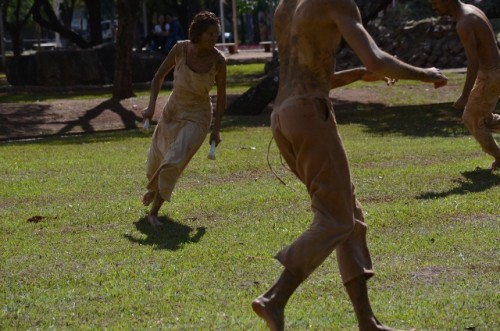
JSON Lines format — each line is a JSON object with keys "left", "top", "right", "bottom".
{"left": 147, "top": 214, "right": 163, "bottom": 227}
{"left": 251, "top": 297, "right": 284, "bottom": 331}
{"left": 489, "top": 158, "right": 500, "bottom": 170}
{"left": 142, "top": 191, "right": 155, "bottom": 206}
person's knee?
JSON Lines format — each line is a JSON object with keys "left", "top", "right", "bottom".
{"left": 313, "top": 215, "right": 355, "bottom": 243}
{"left": 462, "top": 111, "right": 477, "bottom": 132}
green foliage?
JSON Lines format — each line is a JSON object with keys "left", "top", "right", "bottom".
{"left": 2, "top": 0, "right": 33, "bottom": 20}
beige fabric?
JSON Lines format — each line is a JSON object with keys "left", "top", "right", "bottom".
{"left": 146, "top": 41, "right": 215, "bottom": 201}
{"left": 462, "top": 65, "right": 500, "bottom": 158}
{"left": 271, "top": 95, "right": 373, "bottom": 284}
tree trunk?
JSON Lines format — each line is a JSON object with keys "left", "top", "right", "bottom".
{"left": 84, "top": 0, "right": 103, "bottom": 46}
{"left": 2, "top": 0, "right": 33, "bottom": 57}
{"left": 112, "top": 0, "right": 141, "bottom": 100}
{"left": 226, "top": 66, "right": 279, "bottom": 115}
{"left": 8, "top": 29, "right": 23, "bottom": 56}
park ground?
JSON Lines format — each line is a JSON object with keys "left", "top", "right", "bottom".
{"left": 0, "top": 67, "right": 469, "bottom": 141}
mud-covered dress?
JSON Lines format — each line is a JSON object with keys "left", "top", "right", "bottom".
{"left": 145, "top": 41, "right": 219, "bottom": 201}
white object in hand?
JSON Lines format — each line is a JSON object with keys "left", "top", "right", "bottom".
{"left": 143, "top": 118, "right": 150, "bottom": 131}
{"left": 208, "top": 140, "right": 216, "bottom": 160}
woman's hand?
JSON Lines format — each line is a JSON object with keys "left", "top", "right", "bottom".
{"left": 209, "top": 131, "right": 221, "bottom": 146}
{"left": 142, "top": 107, "right": 154, "bottom": 120}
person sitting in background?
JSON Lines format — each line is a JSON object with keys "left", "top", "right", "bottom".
{"left": 141, "top": 13, "right": 170, "bottom": 52}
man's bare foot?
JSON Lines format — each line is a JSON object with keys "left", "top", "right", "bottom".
{"left": 142, "top": 191, "right": 155, "bottom": 206}
{"left": 358, "top": 316, "right": 410, "bottom": 331}
{"left": 251, "top": 297, "right": 284, "bottom": 331}
{"left": 147, "top": 215, "right": 163, "bottom": 227}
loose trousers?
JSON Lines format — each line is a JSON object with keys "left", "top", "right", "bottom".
{"left": 271, "top": 95, "right": 374, "bottom": 284}
{"left": 462, "top": 66, "right": 500, "bottom": 158}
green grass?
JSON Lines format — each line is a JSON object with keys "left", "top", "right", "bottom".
{"left": 1, "top": 73, "right": 499, "bottom": 330}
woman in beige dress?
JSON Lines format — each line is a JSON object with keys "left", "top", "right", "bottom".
{"left": 142, "top": 11, "right": 227, "bottom": 226}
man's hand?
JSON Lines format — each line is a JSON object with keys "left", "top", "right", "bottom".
{"left": 423, "top": 67, "right": 448, "bottom": 88}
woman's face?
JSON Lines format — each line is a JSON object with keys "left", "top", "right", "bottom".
{"left": 199, "top": 24, "right": 220, "bottom": 47}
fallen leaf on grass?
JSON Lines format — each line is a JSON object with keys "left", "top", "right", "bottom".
{"left": 27, "top": 215, "right": 45, "bottom": 223}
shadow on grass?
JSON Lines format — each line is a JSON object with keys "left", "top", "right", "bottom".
{"left": 3, "top": 100, "right": 486, "bottom": 145}
{"left": 417, "top": 168, "right": 500, "bottom": 200}
{"left": 123, "top": 216, "right": 206, "bottom": 250}
{"left": 0, "top": 98, "right": 142, "bottom": 143}
{"left": 0, "top": 103, "right": 53, "bottom": 139}
{"left": 333, "top": 101, "right": 468, "bottom": 137}
{"left": 57, "top": 98, "right": 142, "bottom": 135}
{"left": 221, "top": 101, "right": 468, "bottom": 138}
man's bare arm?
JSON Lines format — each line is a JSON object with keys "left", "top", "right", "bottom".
{"left": 211, "top": 56, "right": 227, "bottom": 145}
{"left": 142, "top": 44, "right": 177, "bottom": 119}
{"left": 332, "top": 0, "right": 447, "bottom": 87}
{"left": 455, "top": 21, "right": 480, "bottom": 109}
{"left": 330, "top": 67, "right": 394, "bottom": 89}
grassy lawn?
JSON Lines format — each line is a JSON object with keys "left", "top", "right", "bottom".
{"left": 1, "top": 71, "right": 499, "bottom": 330}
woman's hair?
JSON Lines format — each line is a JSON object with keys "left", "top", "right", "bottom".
{"left": 188, "top": 11, "right": 220, "bottom": 43}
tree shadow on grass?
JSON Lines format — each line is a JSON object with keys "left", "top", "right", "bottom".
{"left": 58, "top": 98, "right": 142, "bottom": 135}
{"left": 221, "top": 101, "right": 470, "bottom": 138}
{"left": 123, "top": 216, "right": 206, "bottom": 250}
{"left": 334, "top": 101, "right": 468, "bottom": 137}
{"left": 417, "top": 168, "right": 500, "bottom": 200}
{"left": 0, "top": 103, "right": 53, "bottom": 140}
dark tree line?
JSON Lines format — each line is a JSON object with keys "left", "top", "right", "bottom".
{"left": 1, "top": 0, "right": 499, "bottom": 101}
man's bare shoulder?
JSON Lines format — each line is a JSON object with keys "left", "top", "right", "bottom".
{"left": 456, "top": 5, "right": 490, "bottom": 34}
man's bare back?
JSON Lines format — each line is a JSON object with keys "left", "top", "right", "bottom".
{"left": 448, "top": 3, "right": 499, "bottom": 70}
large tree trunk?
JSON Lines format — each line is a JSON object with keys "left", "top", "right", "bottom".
{"left": 226, "top": 0, "right": 393, "bottom": 115}
{"left": 2, "top": 0, "right": 33, "bottom": 56}
{"left": 112, "top": 0, "right": 141, "bottom": 100}
{"left": 84, "top": 0, "right": 102, "bottom": 46}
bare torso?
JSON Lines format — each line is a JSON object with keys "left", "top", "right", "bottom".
{"left": 457, "top": 4, "right": 500, "bottom": 70}
{"left": 274, "top": 0, "right": 346, "bottom": 107}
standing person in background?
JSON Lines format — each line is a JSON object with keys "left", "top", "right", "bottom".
{"left": 141, "top": 11, "right": 226, "bottom": 226}
{"left": 431, "top": 0, "right": 500, "bottom": 170}
{"left": 251, "top": 0, "right": 448, "bottom": 330}
{"left": 164, "top": 15, "right": 185, "bottom": 54}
